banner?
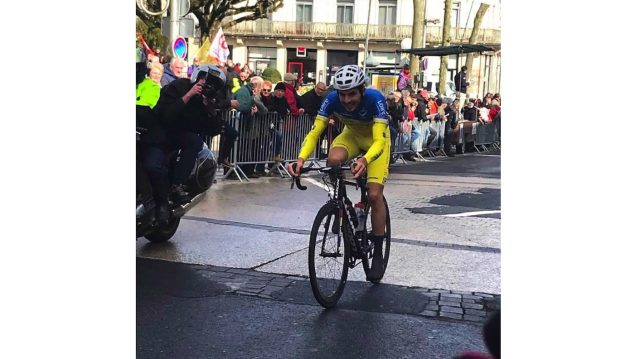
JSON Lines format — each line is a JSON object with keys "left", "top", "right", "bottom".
{"left": 208, "top": 27, "right": 230, "bottom": 65}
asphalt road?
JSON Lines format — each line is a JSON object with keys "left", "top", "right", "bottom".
{"left": 137, "top": 151, "right": 501, "bottom": 358}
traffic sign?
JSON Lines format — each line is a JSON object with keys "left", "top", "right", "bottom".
{"left": 173, "top": 37, "right": 187, "bottom": 60}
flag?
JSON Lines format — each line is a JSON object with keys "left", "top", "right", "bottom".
{"left": 208, "top": 27, "right": 230, "bottom": 64}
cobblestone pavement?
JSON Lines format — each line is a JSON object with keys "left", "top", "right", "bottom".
{"left": 189, "top": 261, "right": 500, "bottom": 325}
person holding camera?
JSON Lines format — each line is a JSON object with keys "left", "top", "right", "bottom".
{"left": 144, "top": 65, "right": 236, "bottom": 221}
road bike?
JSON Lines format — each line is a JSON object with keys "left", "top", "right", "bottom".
{"left": 291, "top": 164, "right": 391, "bottom": 308}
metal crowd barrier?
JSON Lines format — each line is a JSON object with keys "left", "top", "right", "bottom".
{"left": 201, "top": 111, "right": 500, "bottom": 182}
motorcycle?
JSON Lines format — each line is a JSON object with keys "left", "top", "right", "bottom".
{"left": 136, "top": 128, "right": 217, "bottom": 242}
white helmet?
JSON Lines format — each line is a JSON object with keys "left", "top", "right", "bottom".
{"left": 333, "top": 65, "right": 366, "bottom": 91}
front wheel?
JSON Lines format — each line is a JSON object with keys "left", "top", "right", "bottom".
{"left": 361, "top": 196, "right": 391, "bottom": 283}
{"left": 308, "top": 202, "right": 350, "bottom": 308}
{"left": 144, "top": 218, "right": 180, "bottom": 243}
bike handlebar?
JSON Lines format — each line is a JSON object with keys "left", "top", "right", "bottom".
{"left": 290, "top": 163, "right": 353, "bottom": 191}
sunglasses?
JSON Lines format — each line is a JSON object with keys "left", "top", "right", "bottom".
{"left": 262, "top": 89, "right": 271, "bottom": 92}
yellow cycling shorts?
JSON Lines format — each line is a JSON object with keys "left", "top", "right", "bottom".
{"left": 330, "top": 126, "right": 391, "bottom": 185}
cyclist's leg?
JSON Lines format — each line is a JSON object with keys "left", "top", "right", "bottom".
{"left": 359, "top": 128, "right": 391, "bottom": 280}
{"left": 328, "top": 127, "right": 360, "bottom": 166}
{"left": 360, "top": 127, "right": 391, "bottom": 236}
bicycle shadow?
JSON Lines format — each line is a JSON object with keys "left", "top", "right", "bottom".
{"left": 273, "top": 277, "right": 432, "bottom": 317}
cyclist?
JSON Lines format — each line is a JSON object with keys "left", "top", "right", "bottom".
{"left": 288, "top": 65, "right": 391, "bottom": 281}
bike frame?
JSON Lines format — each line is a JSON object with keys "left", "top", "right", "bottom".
{"left": 320, "top": 170, "right": 370, "bottom": 269}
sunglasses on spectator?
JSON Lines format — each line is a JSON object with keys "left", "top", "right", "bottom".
{"left": 262, "top": 89, "right": 271, "bottom": 92}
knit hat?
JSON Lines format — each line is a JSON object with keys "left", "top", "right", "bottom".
{"left": 274, "top": 82, "right": 286, "bottom": 91}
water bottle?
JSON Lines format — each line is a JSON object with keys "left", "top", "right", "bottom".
{"left": 354, "top": 202, "right": 366, "bottom": 232}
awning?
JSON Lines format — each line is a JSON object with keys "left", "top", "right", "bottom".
{"left": 399, "top": 44, "right": 496, "bottom": 57}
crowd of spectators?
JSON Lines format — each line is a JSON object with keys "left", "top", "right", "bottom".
{"left": 387, "top": 79, "right": 502, "bottom": 158}
{"left": 137, "top": 48, "right": 501, "bottom": 186}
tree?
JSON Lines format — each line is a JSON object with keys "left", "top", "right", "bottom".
{"left": 438, "top": 0, "right": 452, "bottom": 95}
{"left": 136, "top": 0, "right": 285, "bottom": 47}
{"left": 261, "top": 67, "right": 282, "bottom": 84}
{"left": 464, "top": 3, "right": 490, "bottom": 85}
{"left": 136, "top": 0, "right": 169, "bottom": 51}
{"left": 410, "top": 0, "right": 425, "bottom": 78}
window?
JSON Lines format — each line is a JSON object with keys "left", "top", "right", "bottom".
{"left": 296, "top": 1, "right": 313, "bottom": 22}
{"left": 248, "top": 47, "right": 277, "bottom": 75}
{"left": 378, "top": 0, "right": 397, "bottom": 25}
{"left": 337, "top": 0, "right": 354, "bottom": 24}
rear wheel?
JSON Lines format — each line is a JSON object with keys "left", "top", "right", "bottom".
{"left": 361, "top": 196, "right": 391, "bottom": 283}
{"left": 308, "top": 202, "right": 350, "bottom": 308}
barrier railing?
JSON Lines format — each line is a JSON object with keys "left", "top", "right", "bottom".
{"left": 201, "top": 111, "right": 500, "bottom": 182}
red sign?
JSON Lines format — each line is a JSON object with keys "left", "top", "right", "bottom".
{"left": 296, "top": 47, "right": 306, "bottom": 57}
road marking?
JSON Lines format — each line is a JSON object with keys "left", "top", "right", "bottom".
{"left": 181, "top": 216, "right": 501, "bottom": 254}
{"left": 305, "top": 177, "right": 328, "bottom": 190}
{"left": 443, "top": 210, "right": 501, "bottom": 217}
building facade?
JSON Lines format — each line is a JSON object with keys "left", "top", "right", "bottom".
{"left": 224, "top": 0, "right": 501, "bottom": 97}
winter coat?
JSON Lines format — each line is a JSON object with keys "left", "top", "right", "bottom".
{"left": 136, "top": 78, "right": 161, "bottom": 109}
{"left": 454, "top": 71, "right": 469, "bottom": 93}
{"left": 300, "top": 89, "right": 325, "bottom": 118}
{"left": 283, "top": 83, "right": 300, "bottom": 115}
{"left": 154, "top": 78, "right": 230, "bottom": 136}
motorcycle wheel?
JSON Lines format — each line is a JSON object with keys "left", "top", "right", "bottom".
{"left": 144, "top": 218, "right": 180, "bottom": 243}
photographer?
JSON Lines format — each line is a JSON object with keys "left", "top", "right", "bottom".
{"left": 146, "top": 65, "right": 236, "bottom": 219}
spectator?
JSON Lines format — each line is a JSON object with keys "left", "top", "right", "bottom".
{"left": 213, "top": 64, "right": 240, "bottom": 170}
{"left": 270, "top": 82, "right": 291, "bottom": 117}
{"left": 397, "top": 63, "right": 412, "bottom": 92}
{"left": 231, "top": 68, "right": 250, "bottom": 94}
{"left": 454, "top": 66, "right": 470, "bottom": 94}
{"left": 242, "top": 63, "right": 253, "bottom": 76}
{"left": 187, "top": 57, "right": 200, "bottom": 78}
{"left": 300, "top": 82, "right": 327, "bottom": 118}
{"left": 283, "top": 73, "right": 304, "bottom": 115}
{"left": 461, "top": 99, "right": 482, "bottom": 152}
{"left": 488, "top": 99, "right": 501, "bottom": 123}
{"left": 268, "top": 82, "right": 291, "bottom": 162}
{"left": 160, "top": 57, "right": 186, "bottom": 87}
{"left": 226, "top": 59, "right": 238, "bottom": 81}
{"left": 462, "top": 99, "right": 479, "bottom": 122}
{"left": 443, "top": 98, "right": 459, "bottom": 157}
{"left": 493, "top": 93, "right": 501, "bottom": 103}
{"left": 386, "top": 93, "right": 401, "bottom": 161}
{"left": 402, "top": 97, "right": 421, "bottom": 160}
{"left": 482, "top": 93, "right": 493, "bottom": 108}
{"left": 415, "top": 90, "right": 429, "bottom": 122}
{"left": 234, "top": 62, "right": 241, "bottom": 73}
{"left": 232, "top": 76, "right": 265, "bottom": 178}
{"left": 427, "top": 96, "right": 438, "bottom": 115}
{"left": 300, "top": 82, "right": 333, "bottom": 159}
{"left": 259, "top": 81, "right": 274, "bottom": 109}
{"left": 136, "top": 63, "right": 164, "bottom": 109}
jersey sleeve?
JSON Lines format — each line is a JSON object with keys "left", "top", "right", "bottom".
{"left": 297, "top": 118, "right": 328, "bottom": 161}
{"left": 370, "top": 90, "right": 390, "bottom": 125}
{"left": 317, "top": 91, "right": 337, "bottom": 121}
{"left": 362, "top": 121, "right": 388, "bottom": 165}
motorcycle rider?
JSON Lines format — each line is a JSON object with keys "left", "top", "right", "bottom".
{"left": 142, "top": 65, "right": 235, "bottom": 223}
